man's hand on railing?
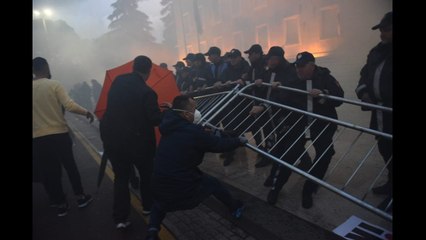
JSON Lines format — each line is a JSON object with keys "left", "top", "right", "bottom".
{"left": 224, "top": 80, "right": 244, "bottom": 86}
{"left": 249, "top": 105, "right": 265, "bottom": 116}
{"left": 238, "top": 136, "right": 248, "bottom": 145}
{"left": 235, "top": 79, "right": 244, "bottom": 85}
{"left": 271, "top": 81, "right": 281, "bottom": 88}
{"left": 255, "top": 79, "right": 263, "bottom": 86}
{"left": 309, "top": 88, "right": 323, "bottom": 97}
{"left": 213, "top": 81, "right": 222, "bottom": 88}
{"left": 361, "top": 93, "right": 373, "bottom": 103}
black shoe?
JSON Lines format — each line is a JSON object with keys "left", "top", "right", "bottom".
{"left": 372, "top": 182, "right": 392, "bottom": 195}
{"left": 267, "top": 189, "right": 279, "bottom": 205}
{"left": 116, "top": 221, "right": 132, "bottom": 230}
{"left": 49, "top": 203, "right": 59, "bottom": 208}
{"left": 77, "top": 194, "right": 93, "bottom": 208}
{"left": 145, "top": 230, "right": 159, "bottom": 240}
{"left": 302, "top": 193, "right": 313, "bottom": 209}
{"left": 57, "top": 202, "right": 70, "bottom": 217}
{"left": 264, "top": 175, "right": 273, "bottom": 187}
{"left": 142, "top": 206, "right": 151, "bottom": 216}
{"left": 255, "top": 157, "right": 272, "bottom": 168}
{"left": 231, "top": 200, "right": 244, "bottom": 219}
{"left": 377, "top": 195, "right": 392, "bottom": 213}
{"left": 130, "top": 176, "right": 140, "bottom": 189}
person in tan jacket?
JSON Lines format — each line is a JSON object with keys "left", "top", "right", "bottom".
{"left": 33, "top": 57, "right": 94, "bottom": 217}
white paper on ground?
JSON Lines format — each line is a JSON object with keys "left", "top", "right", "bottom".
{"left": 333, "top": 215, "right": 392, "bottom": 240}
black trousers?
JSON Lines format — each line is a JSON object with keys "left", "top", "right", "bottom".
{"left": 106, "top": 140, "right": 155, "bottom": 223}
{"left": 33, "top": 133, "right": 79, "bottom": 204}
{"left": 148, "top": 174, "right": 239, "bottom": 231}
{"left": 270, "top": 122, "right": 337, "bottom": 195}
{"left": 60, "top": 131, "right": 84, "bottom": 196}
{"left": 250, "top": 108, "right": 276, "bottom": 150}
{"left": 377, "top": 137, "right": 392, "bottom": 180}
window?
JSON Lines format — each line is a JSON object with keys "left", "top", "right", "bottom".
{"left": 187, "top": 45, "right": 194, "bottom": 54}
{"left": 253, "top": 0, "right": 267, "bottom": 9}
{"left": 214, "top": 37, "right": 223, "bottom": 50}
{"left": 230, "top": 0, "right": 241, "bottom": 16}
{"left": 183, "top": 12, "right": 192, "bottom": 40}
{"left": 194, "top": 1, "right": 204, "bottom": 34}
{"left": 211, "top": 0, "right": 221, "bottom": 24}
{"left": 256, "top": 25, "right": 269, "bottom": 50}
{"left": 233, "top": 32, "right": 244, "bottom": 50}
{"left": 320, "top": 6, "right": 340, "bottom": 40}
{"left": 199, "top": 41, "right": 208, "bottom": 53}
{"left": 283, "top": 16, "right": 300, "bottom": 45}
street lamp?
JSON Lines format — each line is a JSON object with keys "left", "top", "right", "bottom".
{"left": 33, "top": 10, "right": 40, "bottom": 18}
{"left": 43, "top": 8, "right": 53, "bottom": 17}
{"left": 33, "top": 8, "right": 54, "bottom": 33}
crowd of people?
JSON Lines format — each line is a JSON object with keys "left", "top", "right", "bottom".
{"left": 33, "top": 12, "right": 392, "bottom": 240}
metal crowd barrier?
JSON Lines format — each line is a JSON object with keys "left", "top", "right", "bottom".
{"left": 191, "top": 82, "right": 392, "bottom": 222}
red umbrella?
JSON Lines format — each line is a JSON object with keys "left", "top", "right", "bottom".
{"left": 94, "top": 60, "right": 180, "bottom": 188}
{"left": 95, "top": 60, "right": 179, "bottom": 121}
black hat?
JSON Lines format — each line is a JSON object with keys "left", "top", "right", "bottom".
{"left": 293, "top": 51, "right": 315, "bottom": 66}
{"left": 181, "top": 67, "right": 190, "bottom": 73}
{"left": 266, "top": 46, "right": 285, "bottom": 58}
{"left": 228, "top": 49, "right": 242, "bottom": 58}
{"left": 204, "top": 46, "right": 221, "bottom": 56}
{"left": 372, "top": 12, "right": 392, "bottom": 30}
{"left": 183, "top": 53, "right": 195, "bottom": 61}
{"left": 193, "top": 53, "right": 206, "bottom": 62}
{"left": 173, "top": 61, "right": 185, "bottom": 68}
{"left": 244, "top": 44, "right": 263, "bottom": 54}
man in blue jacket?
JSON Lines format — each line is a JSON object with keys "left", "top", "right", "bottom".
{"left": 145, "top": 95, "right": 247, "bottom": 240}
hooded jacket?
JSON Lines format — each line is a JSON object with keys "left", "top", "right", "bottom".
{"left": 151, "top": 110, "right": 242, "bottom": 210}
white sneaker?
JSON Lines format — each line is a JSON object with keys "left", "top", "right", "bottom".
{"left": 142, "top": 210, "right": 151, "bottom": 216}
{"left": 116, "top": 221, "right": 131, "bottom": 229}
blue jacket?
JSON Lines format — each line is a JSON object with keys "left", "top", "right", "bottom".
{"left": 152, "top": 110, "right": 242, "bottom": 209}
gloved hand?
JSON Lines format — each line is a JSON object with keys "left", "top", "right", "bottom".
{"left": 238, "top": 136, "right": 248, "bottom": 145}
{"left": 86, "top": 111, "right": 94, "bottom": 123}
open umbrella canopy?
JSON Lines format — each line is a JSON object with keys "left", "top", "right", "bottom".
{"left": 95, "top": 60, "right": 179, "bottom": 120}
